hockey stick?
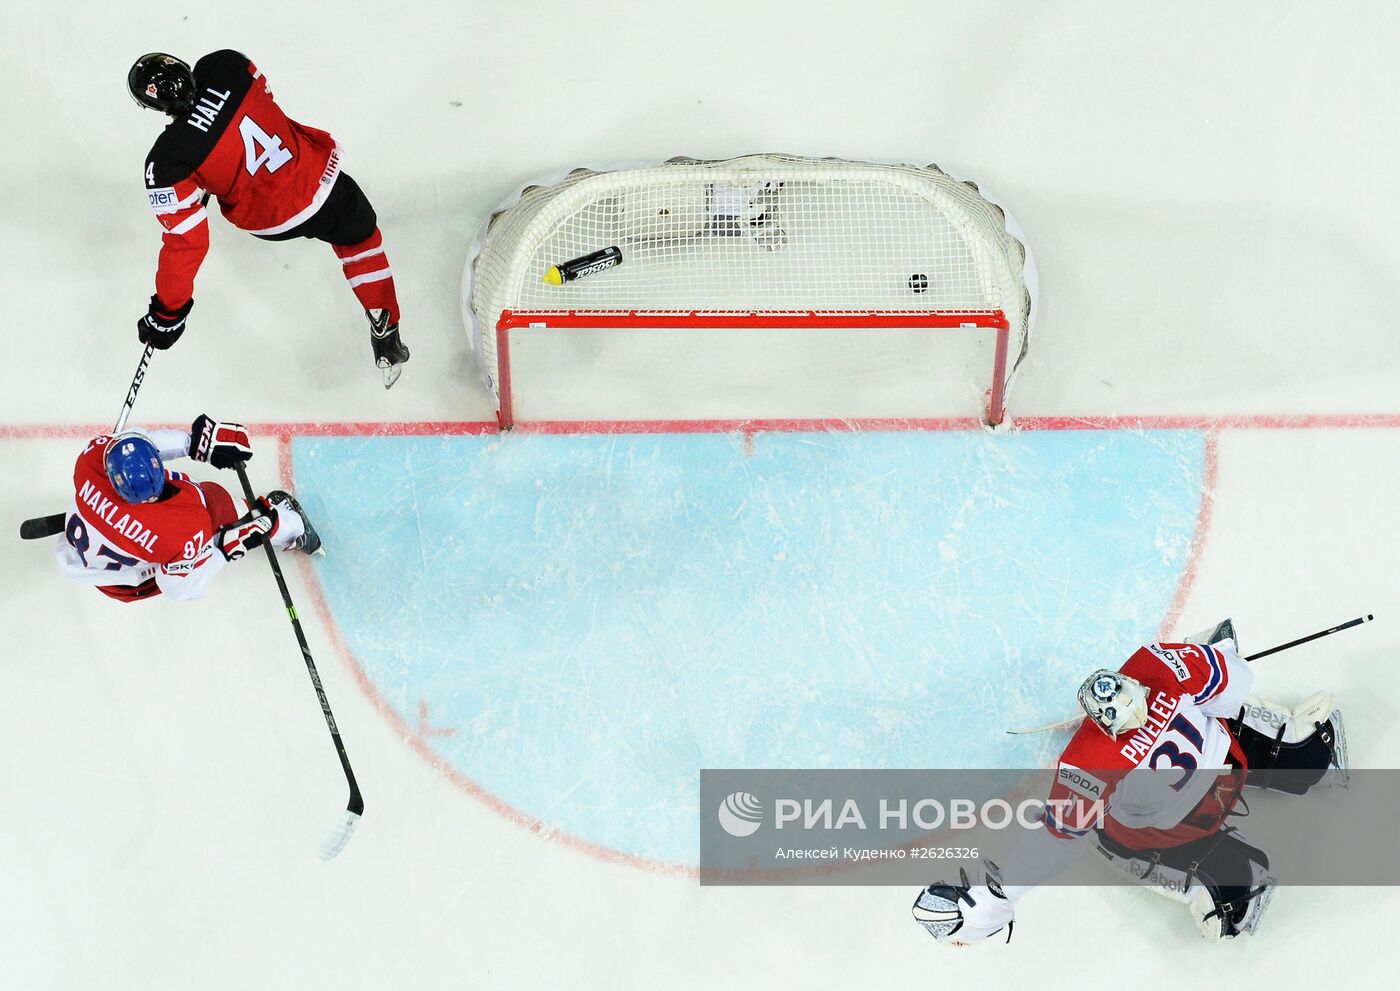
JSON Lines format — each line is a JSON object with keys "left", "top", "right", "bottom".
{"left": 18, "top": 344, "right": 156, "bottom": 541}
{"left": 113, "top": 342, "right": 154, "bottom": 435}
{"left": 20, "top": 513, "right": 66, "bottom": 540}
{"left": 234, "top": 462, "right": 363, "bottom": 859}
{"left": 1243, "top": 614, "right": 1372, "bottom": 661}
{"left": 1005, "top": 615, "right": 1374, "bottom": 735}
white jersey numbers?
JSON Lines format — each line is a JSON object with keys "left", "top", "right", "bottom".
{"left": 238, "top": 116, "right": 293, "bottom": 176}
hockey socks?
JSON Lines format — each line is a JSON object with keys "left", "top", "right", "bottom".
{"left": 335, "top": 228, "right": 400, "bottom": 323}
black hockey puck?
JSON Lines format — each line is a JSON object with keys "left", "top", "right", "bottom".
{"left": 908, "top": 273, "right": 929, "bottom": 293}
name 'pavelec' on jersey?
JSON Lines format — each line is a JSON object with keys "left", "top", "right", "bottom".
{"left": 77, "top": 480, "right": 158, "bottom": 553}
{"left": 1117, "top": 692, "right": 1180, "bottom": 762}
{"left": 186, "top": 88, "right": 233, "bottom": 133}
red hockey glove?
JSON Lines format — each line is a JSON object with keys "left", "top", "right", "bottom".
{"left": 190, "top": 414, "right": 252, "bottom": 469}
{"left": 217, "top": 505, "right": 276, "bottom": 561}
{"left": 137, "top": 295, "right": 193, "bottom": 350}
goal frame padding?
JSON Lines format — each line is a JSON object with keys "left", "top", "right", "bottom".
{"left": 463, "top": 155, "right": 1038, "bottom": 429}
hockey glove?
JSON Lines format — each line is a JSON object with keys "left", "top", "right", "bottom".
{"left": 912, "top": 865, "right": 1014, "bottom": 946}
{"left": 217, "top": 504, "right": 276, "bottom": 561}
{"left": 190, "top": 414, "right": 252, "bottom": 469}
{"left": 137, "top": 295, "right": 193, "bottom": 350}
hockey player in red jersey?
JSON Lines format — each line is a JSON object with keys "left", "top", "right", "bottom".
{"left": 127, "top": 52, "right": 410, "bottom": 387}
{"left": 56, "top": 417, "right": 322, "bottom": 603}
{"left": 913, "top": 621, "right": 1347, "bottom": 944}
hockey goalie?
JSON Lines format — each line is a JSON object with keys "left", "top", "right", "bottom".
{"left": 912, "top": 621, "right": 1347, "bottom": 944}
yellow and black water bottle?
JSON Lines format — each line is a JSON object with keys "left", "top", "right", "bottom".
{"left": 543, "top": 245, "right": 623, "bottom": 285}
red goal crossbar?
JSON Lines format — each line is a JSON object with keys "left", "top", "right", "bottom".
{"left": 493, "top": 309, "right": 1012, "bottom": 430}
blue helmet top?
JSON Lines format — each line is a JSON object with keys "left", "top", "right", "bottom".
{"left": 104, "top": 433, "right": 166, "bottom": 503}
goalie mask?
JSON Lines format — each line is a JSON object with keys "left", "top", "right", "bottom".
{"left": 1078, "top": 669, "right": 1148, "bottom": 737}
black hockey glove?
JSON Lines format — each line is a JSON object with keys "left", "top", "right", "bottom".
{"left": 217, "top": 503, "right": 277, "bottom": 561}
{"left": 190, "top": 414, "right": 252, "bottom": 469}
{"left": 137, "top": 295, "right": 193, "bottom": 350}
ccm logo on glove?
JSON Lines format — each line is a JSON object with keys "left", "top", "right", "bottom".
{"left": 190, "top": 414, "right": 252, "bottom": 469}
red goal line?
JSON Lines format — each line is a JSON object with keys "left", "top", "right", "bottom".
{"left": 4, "top": 413, "right": 1400, "bottom": 442}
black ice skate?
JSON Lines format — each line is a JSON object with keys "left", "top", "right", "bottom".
{"left": 266, "top": 490, "right": 324, "bottom": 556}
{"left": 368, "top": 308, "right": 410, "bottom": 389}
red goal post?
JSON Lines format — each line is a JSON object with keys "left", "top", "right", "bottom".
{"left": 494, "top": 308, "right": 1014, "bottom": 430}
{"left": 464, "top": 155, "right": 1035, "bottom": 429}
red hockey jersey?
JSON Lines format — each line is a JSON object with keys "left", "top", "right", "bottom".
{"left": 144, "top": 50, "right": 341, "bottom": 309}
{"left": 982, "top": 640, "right": 1256, "bottom": 909}
{"left": 55, "top": 433, "right": 231, "bottom": 601}
{"left": 1045, "top": 641, "right": 1253, "bottom": 850}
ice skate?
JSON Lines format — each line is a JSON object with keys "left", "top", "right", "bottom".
{"left": 368, "top": 308, "right": 409, "bottom": 389}
{"left": 265, "top": 490, "right": 323, "bottom": 556}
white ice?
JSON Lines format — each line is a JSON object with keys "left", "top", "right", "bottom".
{"left": 3, "top": 1, "right": 1400, "bottom": 987}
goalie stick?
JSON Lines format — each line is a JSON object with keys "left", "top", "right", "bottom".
{"left": 1005, "top": 614, "right": 1374, "bottom": 735}
{"left": 18, "top": 344, "right": 155, "bottom": 541}
{"left": 234, "top": 463, "right": 363, "bottom": 859}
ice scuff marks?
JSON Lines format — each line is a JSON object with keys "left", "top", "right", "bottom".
{"left": 293, "top": 426, "right": 1206, "bottom": 864}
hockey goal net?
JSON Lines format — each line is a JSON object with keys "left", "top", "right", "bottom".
{"left": 463, "top": 154, "right": 1034, "bottom": 428}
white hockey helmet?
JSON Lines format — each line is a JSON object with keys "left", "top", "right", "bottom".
{"left": 1078, "top": 669, "right": 1149, "bottom": 738}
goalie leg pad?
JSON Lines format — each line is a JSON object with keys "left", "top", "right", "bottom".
{"left": 1097, "top": 829, "right": 1275, "bottom": 941}
{"left": 1237, "top": 693, "right": 1348, "bottom": 792}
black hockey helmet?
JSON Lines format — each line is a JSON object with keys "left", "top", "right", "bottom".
{"left": 127, "top": 53, "right": 195, "bottom": 115}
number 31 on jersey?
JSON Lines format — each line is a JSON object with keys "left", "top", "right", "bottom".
{"left": 238, "top": 116, "right": 293, "bottom": 176}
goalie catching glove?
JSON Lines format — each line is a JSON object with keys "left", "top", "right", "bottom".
{"left": 911, "top": 864, "right": 1014, "bottom": 946}
{"left": 190, "top": 414, "right": 252, "bottom": 469}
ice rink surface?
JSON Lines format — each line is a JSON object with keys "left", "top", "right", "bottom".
{"left": 4, "top": 2, "right": 1400, "bottom": 987}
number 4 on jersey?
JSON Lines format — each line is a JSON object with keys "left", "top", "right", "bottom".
{"left": 238, "top": 116, "right": 293, "bottom": 176}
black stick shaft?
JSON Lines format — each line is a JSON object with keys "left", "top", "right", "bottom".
{"left": 1245, "top": 614, "right": 1373, "bottom": 662}
{"left": 235, "top": 464, "right": 363, "bottom": 818}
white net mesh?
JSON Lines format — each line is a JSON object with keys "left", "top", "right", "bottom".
{"left": 463, "top": 154, "right": 1033, "bottom": 421}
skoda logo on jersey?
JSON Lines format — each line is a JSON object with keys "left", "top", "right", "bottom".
{"left": 717, "top": 792, "right": 764, "bottom": 837}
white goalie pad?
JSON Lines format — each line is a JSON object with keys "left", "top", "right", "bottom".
{"left": 1239, "top": 692, "right": 1349, "bottom": 786}
{"left": 1238, "top": 693, "right": 1334, "bottom": 745}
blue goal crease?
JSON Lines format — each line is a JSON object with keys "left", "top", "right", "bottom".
{"left": 291, "top": 428, "right": 1207, "bottom": 865}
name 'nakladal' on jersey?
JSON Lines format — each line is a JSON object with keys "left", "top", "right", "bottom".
{"left": 55, "top": 432, "right": 231, "bottom": 602}
{"left": 144, "top": 49, "right": 341, "bottom": 310}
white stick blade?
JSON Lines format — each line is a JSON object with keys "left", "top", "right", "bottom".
{"left": 318, "top": 810, "right": 361, "bottom": 861}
